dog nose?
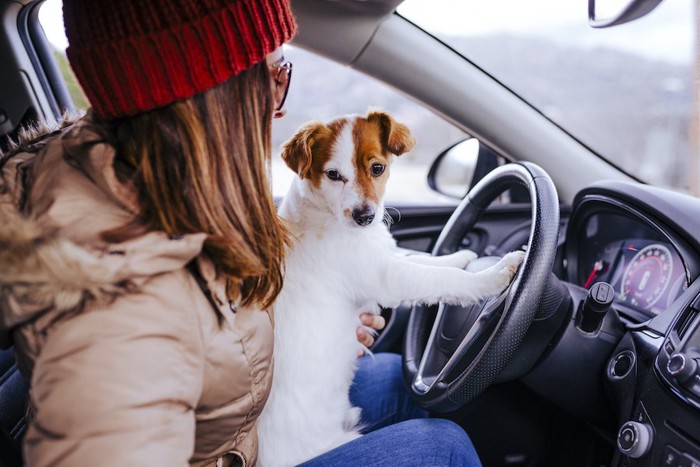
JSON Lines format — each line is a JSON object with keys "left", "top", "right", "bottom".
{"left": 352, "top": 208, "right": 375, "bottom": 226}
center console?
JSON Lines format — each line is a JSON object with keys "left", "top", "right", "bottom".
{"left": 607, "top": 290, "right": 700, "bottom": 466}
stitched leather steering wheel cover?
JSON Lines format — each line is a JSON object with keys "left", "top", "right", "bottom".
{"left": 402, "top": 162, "right": 560, "bottom": 411}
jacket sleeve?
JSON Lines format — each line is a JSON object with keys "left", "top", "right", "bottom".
{"left": 22, "top": 272, "right": 206, "bottom": 466}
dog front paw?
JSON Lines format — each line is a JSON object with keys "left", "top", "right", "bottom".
{"left": 496, "top": 250, "right": 526, "bottom": 286}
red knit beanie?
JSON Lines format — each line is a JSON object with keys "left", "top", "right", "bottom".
{"left": 62, "top": 0, "right": 296, "bottom": 120}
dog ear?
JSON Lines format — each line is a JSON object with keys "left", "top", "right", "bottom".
{"left": 281, "top": 122, "right": 326, "bottom": 179}
{"left": 367, "top": 110, "right": 416, "bottom": 156}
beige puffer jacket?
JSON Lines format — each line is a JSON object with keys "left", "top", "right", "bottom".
{"left": 0, "top": 117, "right": 274, "bottom": 466}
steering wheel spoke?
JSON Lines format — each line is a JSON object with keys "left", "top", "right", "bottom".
{"left": 413, "top": 290, "right": 507, "bottom": 394}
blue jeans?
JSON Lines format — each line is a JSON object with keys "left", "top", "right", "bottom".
{"left": 299, "top": 353, "right": 482, "bottom": 466}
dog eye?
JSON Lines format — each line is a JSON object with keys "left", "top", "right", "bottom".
{"left": 325, "top": 169, "right": 343, "bottom": 181}
{"left": 370, "top": 164, "right": 385, "bottom": 177}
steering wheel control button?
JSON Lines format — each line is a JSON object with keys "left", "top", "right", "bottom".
{"left": 617, "top": 421, "right": 653, "bottom": 459}
{"left": 667, "top": 353, "right": 699, "bottom": 383}
{"left": 577, "top": 281, "right": 614, "bottom": 334}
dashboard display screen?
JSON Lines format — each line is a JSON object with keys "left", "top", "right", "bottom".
{"left": 577, "top": 213, "right": 688, "bottom": 315}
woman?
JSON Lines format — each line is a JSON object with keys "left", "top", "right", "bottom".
{"left": 0, "top": 0, "right": 480, "bottom": 465}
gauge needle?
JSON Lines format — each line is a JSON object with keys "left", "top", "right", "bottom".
{"left": 584, "top": 260, "right": 606, "bottom": 288}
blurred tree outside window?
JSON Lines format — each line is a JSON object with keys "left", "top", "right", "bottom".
{"left": 51, "top": 49, "right": 88, "bottom": 110}
{"left": 39, "top": 0, "right": 88, "bottom": 110}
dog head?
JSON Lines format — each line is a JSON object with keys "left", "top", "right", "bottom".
{"left": 281, "top": 110, "right": 415, "bottom": 228}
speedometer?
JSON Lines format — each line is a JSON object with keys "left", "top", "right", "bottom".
{"left": 621, "top": 244, "right": 673, "bottom": 309}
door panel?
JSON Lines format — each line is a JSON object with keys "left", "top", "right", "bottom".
{"left": 390, "top": 203, "right": 535, "bottom": 255}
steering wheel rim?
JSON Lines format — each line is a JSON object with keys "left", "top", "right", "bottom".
{"left": 402, "top": 162, "right": 560, "bottom": 412}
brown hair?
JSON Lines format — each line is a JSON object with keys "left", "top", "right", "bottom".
{"left": 99, "top": 61, "right": 287, "bottom": 309}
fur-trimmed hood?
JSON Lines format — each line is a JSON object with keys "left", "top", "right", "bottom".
{"left": 0, "top": 117, "right": 206, "bottom": 346}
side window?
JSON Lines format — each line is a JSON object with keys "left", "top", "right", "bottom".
{"left": 38, "top": 0, "right": 88, "bottom": 110}
{"left": 272, "top": 46, "right": 468, "bottom": 204}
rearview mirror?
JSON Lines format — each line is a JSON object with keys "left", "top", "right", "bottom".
{"left": 588, "top": 0, "right": 663, "bottom": 28}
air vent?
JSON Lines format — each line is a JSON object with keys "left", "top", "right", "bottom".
{"left": 677, "top": 296, "right": 700, "bottom": 339}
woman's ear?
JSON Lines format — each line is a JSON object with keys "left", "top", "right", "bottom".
{"left": 281, "top": 122, "right": 326, "bottom": 179}
{"left": 367, "top": 110, "right": 416, "bottom": 156}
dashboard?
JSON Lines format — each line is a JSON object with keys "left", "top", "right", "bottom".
{"left": 566, "top": 190, "right": 699, "bottom": 322}
{"left": 563, "top": 182, "right": 700, "bottom": 466}
{"left": 572, "top": 211, "right": 689, "bottom": 316}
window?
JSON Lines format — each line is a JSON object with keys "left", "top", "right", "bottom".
{"left": 38, "top": 0, "right": 88, "bottom": 110}
{"left": 272, "top": 46, "right": 466, "bottom": 203}
{"left": 399, "top": 0, "right": 696, "bottom": 194}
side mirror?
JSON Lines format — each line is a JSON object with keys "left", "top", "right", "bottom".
{"left": 588, "top": 0, "right": 663, "bottom": 28}
{"left": 427, "top": 138, "right": 498, "bottom": 199}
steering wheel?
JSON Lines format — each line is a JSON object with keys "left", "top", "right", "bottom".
{"left": 402, "top": 162, "right": 560, "bottom": 412}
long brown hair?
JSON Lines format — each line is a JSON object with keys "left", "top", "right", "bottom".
{"left": 98, "top": 61, "right": 287, "bottom": 309}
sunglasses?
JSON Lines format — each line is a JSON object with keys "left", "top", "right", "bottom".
{"left": 271, "top": 60, "right": 293, "bottom": 112}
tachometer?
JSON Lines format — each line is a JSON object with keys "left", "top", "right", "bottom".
{"left": 621, "top": 244, "right": 673, "bottom": 309}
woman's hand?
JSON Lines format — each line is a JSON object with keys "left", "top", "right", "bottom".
{"left": 356, "top": 312, "right": 386, "bottom": 356}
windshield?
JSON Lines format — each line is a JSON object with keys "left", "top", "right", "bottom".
{"left": 398, "top": 0, "right": 697, "bottom": 195}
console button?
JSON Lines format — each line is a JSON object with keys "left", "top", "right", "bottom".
{"left": 662, "top": 445, "right": 682, "bottom": 466}
{"left": 681, "top": 454, "right": 700, "bottom": 467}
{"left": 618, "top": 421, "right": 653, "bottom": 459}
{"left": 668, "top": 353, "right": 699, "bottom": 383}
{"left": 619, "top": 426, "right": 636, "bottom": 450}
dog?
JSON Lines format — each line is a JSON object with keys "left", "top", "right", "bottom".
{"left": 257, "top": 110, "right": 525, "bottom": 466}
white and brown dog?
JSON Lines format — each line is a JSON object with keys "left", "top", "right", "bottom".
{"left": 257, "top": 111, "right": 524, "bottom": 466}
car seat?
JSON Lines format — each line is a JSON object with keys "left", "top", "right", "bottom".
{"left": 0, "top": 347, "right": 27, "bottom": 467}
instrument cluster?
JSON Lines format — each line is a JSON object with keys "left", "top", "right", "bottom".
{"left": 572, "top": 210, "right": 689, "bottom": 317}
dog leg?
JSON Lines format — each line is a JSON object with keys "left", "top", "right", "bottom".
{"left": 374, "top": 250, "right": 525, "bottom": 308}
{"left": 404, "top": 249, "right": 478, "bottom": 269}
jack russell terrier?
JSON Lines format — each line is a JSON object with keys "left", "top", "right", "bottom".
{"left": 257, "top": 110, "right": 524, "bottom": 466}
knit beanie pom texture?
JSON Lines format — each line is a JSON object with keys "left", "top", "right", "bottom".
{"left": 63, "top": 0, "right": 296, "bottom": 119}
